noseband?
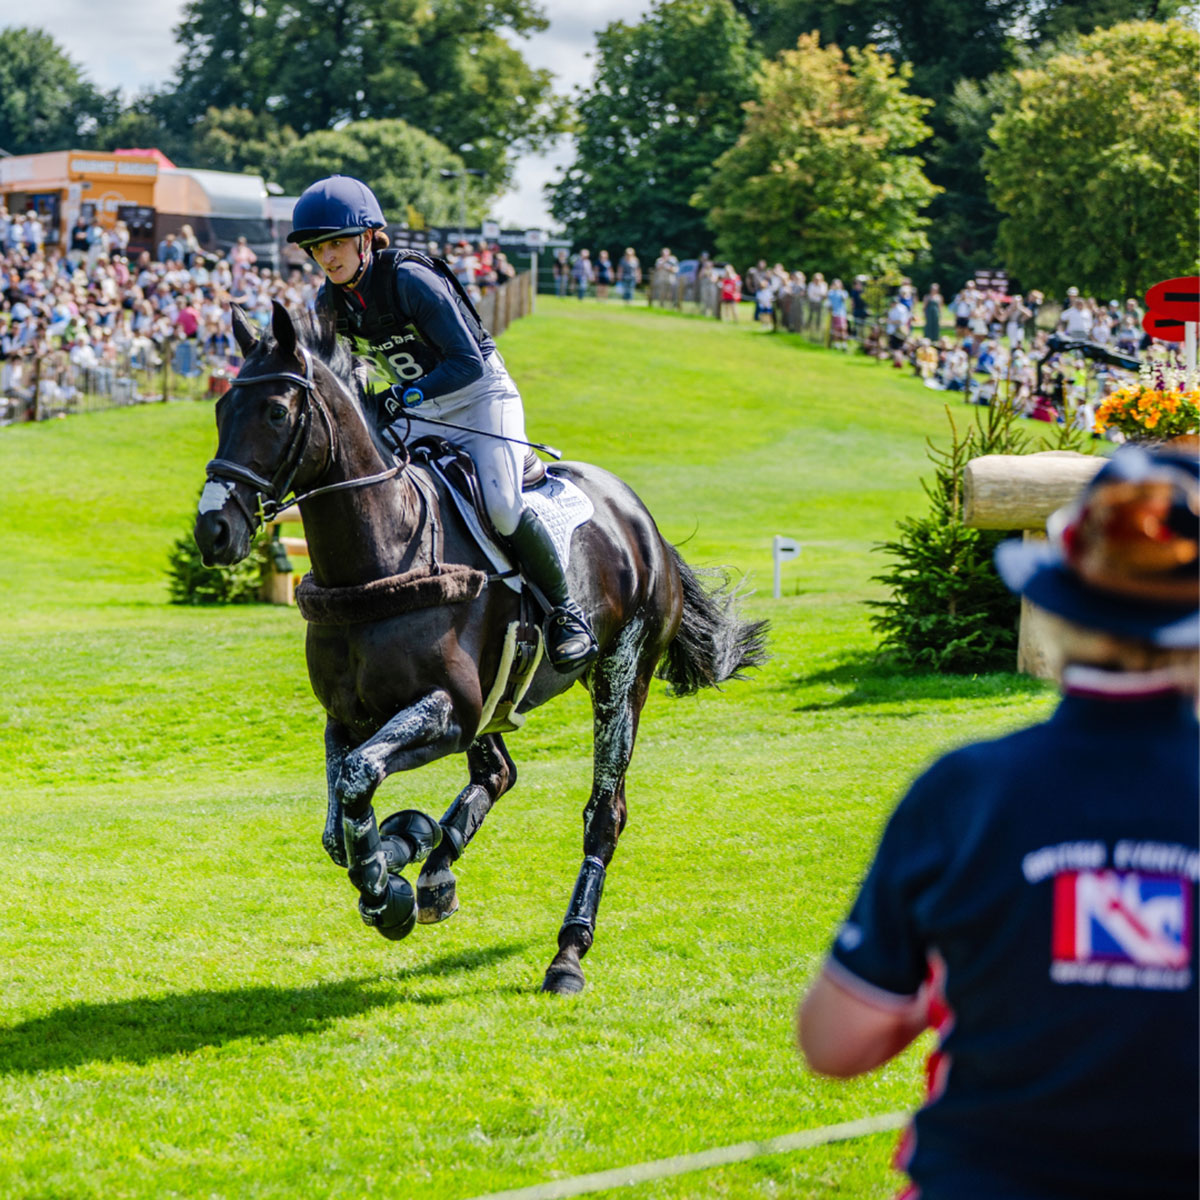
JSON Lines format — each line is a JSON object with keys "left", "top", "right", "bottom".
{"left": 205, "top": 345, "right": 404, "bottom": 527}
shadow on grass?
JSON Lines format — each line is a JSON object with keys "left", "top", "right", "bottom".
{"left": 789, "top": 653, "right": 1052, "bottom": 712}
{"left": 0, "top": 942, "right": 527, "bottom": 1075}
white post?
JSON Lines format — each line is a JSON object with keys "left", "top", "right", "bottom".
{"left": 1184, "top": 322, "right": 1197, "bottom": 386}
{"left": 772, "top": 535, "right": 800, "bottom": 599}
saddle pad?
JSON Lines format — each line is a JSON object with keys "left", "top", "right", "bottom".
{"left": 437, "top": 465, "right": 595, "bottom": 594}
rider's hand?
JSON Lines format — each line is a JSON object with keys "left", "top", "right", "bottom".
{"left": 388, "top": 384, "right": 425, "bottom": 410}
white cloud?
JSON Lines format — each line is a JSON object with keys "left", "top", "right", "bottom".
{"left": 40, "top": 0, "right": 189, "bottom": 96}
{"left": 25, "top": 0, "right": 653, "bottom": 227}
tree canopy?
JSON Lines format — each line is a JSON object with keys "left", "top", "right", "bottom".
{"left": 157, "top": 0, "right": 566, "bottom": 191}
{"left": 274, "top": 119, "right": 468, "bottom": 228}
{"left": 984, "top": 20, "right": 1200, "bottom": 299}
{"left": 696, "top": 35, "right": 937, "bottom": 277}
{"left": 548, "top": 0, "right": 760, "bottom": 261}
{"left": 0, "top": 26, "right": 116, "bottom": 156}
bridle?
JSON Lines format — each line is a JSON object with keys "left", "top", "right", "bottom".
{"left": 205, "top": 344, "right": 405, "bottom": 528}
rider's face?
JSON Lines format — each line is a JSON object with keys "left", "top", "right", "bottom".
{"left": 311, "top": 235, "right": 362, "bottom": 286}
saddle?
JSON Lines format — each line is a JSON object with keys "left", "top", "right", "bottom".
{"left": 409, "top": 435, "right": 546, "bottom": 552}
{"left": 408, "top": 436, "right": 550, "bottom": 737}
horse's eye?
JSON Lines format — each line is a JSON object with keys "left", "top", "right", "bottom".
{"left": 269, "top": 403, "right": 288, "bottom": 422}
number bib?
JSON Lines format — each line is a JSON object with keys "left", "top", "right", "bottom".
{"left": 352, "top": 328, "right": 439, "bottom": 386}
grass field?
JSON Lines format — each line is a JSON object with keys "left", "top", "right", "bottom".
{"left": 0, "top": 297, "right": 1056, "bottom": 1199}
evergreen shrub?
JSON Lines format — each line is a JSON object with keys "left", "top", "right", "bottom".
{"left": 869, "top": 403, "right": 1096, "bottom": 673}
{"left": 167, "top": 506, "right": 264, "bottom": 605}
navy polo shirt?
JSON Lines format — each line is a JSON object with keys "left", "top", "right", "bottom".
{"left": 828, "top": 691, "right": 1199, "bottom": 1199}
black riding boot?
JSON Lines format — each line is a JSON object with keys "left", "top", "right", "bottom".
{"left": 507, "top": 508, "right": 599, "bottom": 672}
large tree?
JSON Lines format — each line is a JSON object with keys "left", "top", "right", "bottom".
{"left": 728, "top": 0, "right": 1192, "bottom": 284}
{"left": 190, "top": 107, "right": 299, "bottom": 180}
{"left": 984, "top": 20, "right": 1199, "bottom": 300}
{"left": 0, "top": 27, "right": 117, "bottom": 155}
{"left": 274, "top": 119, "right": 466, "bottom": 228}
{"left": 548, "top": 0, "right": 760, "bottom": 261}
{"left": 695, "top": 35, "right": 937, "bottom": 276}
{"left": 156, "top": 0, "right": 565, "bottom": 192}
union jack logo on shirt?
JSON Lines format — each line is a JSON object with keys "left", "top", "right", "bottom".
{"left": 1053, "top": 869, "right": 1190, "bottom": 969}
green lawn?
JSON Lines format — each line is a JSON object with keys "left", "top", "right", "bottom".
{"left": 0, "top": 297, "right": 1055, "bottom": 1199}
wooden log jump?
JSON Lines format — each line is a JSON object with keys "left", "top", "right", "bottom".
{"left": 961, "top": 451, "right": 1105, "bottom": 678}
{"left": 261, "top": 504, "right": 306, "bottom": 606}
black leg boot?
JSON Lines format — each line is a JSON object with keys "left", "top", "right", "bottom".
{"left": 508, "top": 508, "right": 599, "bottom": 671}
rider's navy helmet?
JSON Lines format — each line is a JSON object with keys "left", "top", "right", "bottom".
{"left": 287, "top": 176, "right": 386, "bottom": 247}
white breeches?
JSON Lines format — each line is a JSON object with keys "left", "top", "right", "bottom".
{"left": 402, "top": 352, "right": 528, "bottom": 536}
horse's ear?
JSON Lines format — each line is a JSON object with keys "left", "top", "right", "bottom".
{"left": 314, "top": 294, "right": 339, "bottom": 360}
{"left": 231, "top": 304, "right": 258, "bottom": 356}
{"left": 271, "top": 300, "right": 298, "bottom": 360}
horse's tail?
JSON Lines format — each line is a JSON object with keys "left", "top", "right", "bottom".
{"left": 656, "top": 545, "right": 770, "bottom": 696}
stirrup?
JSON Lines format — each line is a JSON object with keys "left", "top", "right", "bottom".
{"left": 545, "top": 601, "right": 598, "bottom": 671}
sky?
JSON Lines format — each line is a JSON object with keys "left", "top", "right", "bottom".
{"left": 33, "top": 0, "right": 652, "bottom": 230}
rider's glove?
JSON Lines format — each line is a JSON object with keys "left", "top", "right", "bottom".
{"left": 387, "top": 384, "right": 425, "bottom": 411}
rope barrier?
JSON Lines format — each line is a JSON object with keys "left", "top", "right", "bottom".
{"left": 462, "top": 1110, "right": 909, "bottom": 1200}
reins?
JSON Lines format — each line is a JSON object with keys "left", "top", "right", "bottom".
{"left": 206, "top": 344, "right": 405, "bottom": 527}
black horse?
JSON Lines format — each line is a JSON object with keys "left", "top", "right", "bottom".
{"left": 194, "top": 302, "right": 767, "bottom": 994}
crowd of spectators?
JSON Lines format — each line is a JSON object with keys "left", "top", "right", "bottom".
{"left": 629, "top": 248, "right": 1165, "bottom": 432}
{"left": 0, "top": 209, "right": 519, "bottom": 421}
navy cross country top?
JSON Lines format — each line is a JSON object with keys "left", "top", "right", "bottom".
{"left": 827, "top": 685, "right": 1199, "bottom": 1200}
{"left": 319, "top": 251, "right": 496, "bottom": 402}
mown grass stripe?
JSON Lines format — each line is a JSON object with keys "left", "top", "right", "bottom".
{"left": 464, "top": 1111, "right": 910, "bottom": 1200}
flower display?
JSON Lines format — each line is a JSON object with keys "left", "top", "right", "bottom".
{"left": 1094, "top": 361, "right": 1200, "bottom": 441}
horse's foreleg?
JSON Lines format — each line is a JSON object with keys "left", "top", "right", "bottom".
{"left": 333, "top": 691, "right": 462, "bottom": 941}
{"left": 416, "top": 734, "right": 517, "bottom": 924}
{"left": 323, "top": 720, "right": 353, "bottom": 866}
{"left": 543, "top": 619, "right": 651, "bottom": 995}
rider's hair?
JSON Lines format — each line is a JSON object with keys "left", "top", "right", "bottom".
{"left": 370, "top": 230, "right": 390, "bottom": 252}
{"left": 1041, "top": 612, "right": 1199, "bottom": 690}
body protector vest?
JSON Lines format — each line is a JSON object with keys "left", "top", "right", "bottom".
{"left": 319, "top": 249, "right": 493, "bottom": 391}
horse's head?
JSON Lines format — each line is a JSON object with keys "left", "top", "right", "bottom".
{"left": 194, "top": 301, "right": 345, "bottom": 566}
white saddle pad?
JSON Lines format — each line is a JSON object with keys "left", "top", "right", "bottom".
{"left": 436, "top": 465, "right": 595, "bottom": 594}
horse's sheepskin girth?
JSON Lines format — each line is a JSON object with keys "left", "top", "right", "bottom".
{"left": 295, "top": 565, "right": 487, "bottom": 625}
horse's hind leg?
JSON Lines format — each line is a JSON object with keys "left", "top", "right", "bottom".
{"left": 542, "top": 617, "right": 653, "bottom": 995}
{"left": 415, "top": 733, "right": 518, "bottom": 924}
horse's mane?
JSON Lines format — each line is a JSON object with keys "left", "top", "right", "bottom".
{"left": 251, "top": 304, "right": 358, "bottom": 391}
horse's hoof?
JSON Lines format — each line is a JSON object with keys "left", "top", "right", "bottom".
{"left": 541, "top": 965, "right": 586, "bottom": 995}
{"left": 416, "top": 866, "right": 458, "bottom": 924}
{"left": 359, "top": 875, "right": 416, "bottom": 942}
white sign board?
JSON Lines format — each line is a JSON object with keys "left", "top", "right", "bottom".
{"left": 772, "top": 535, "right": 800, "bottom": 598}
{"left": 481, "top": 220, "right": 500, "bottom": 241}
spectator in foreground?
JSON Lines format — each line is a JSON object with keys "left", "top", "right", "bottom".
{"left": 798, "top": 445, "right": 1199, "bottom": 1200}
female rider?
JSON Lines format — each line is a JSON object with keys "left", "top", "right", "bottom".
{"left": 286, "top": 175, "right": 597, "bottom": 672}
